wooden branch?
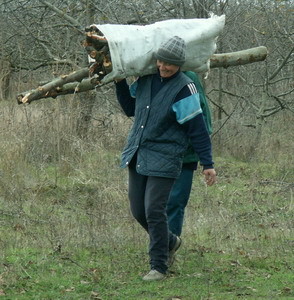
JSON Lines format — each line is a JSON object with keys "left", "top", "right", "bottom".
{"left": 39, "top": 0, "right": 82, "bottom": 31}
{"left": 17, "top": 68, "right": 90, "bottom": 104}
{"left": 17, "top": 46, "right": 268, "bottom": 104}
{"left": 22, "top": 76, "right": 102, "bottom": 100}
{"left": 210, "top": 46, "right": 268, "bottom": 68}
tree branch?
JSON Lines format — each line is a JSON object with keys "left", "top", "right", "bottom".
{"left": 209, "top": 46, "right": 268, "bottom": 68}
{"left": 268, "top": 45, "right": 294, "bottom": 81}
{"left": 17, "top": 68, "right": 90, "bottom": 104}
{"left": 39, "top": 0, "right": 83, "bottom": 32}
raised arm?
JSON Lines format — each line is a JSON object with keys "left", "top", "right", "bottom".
{"left": 114, "top": 79, "right": 136, "bottom": 117}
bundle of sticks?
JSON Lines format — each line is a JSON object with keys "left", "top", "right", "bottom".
{"left": 16, "top": 26, "right": 268, "bottom": 104}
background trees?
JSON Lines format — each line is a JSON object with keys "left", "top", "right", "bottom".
{"left": 0, "top": 0, "right": 293, "bottom": 156}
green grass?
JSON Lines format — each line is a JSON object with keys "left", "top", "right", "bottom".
{"left": 1, "top": 155, "right": 293, "bottom": 299}
{"left": 1, "top": 244, "right": 293, "bottom": 299}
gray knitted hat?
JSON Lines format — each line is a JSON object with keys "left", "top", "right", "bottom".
{"left": 155, "top": 36, "right": 186, "bottom": 66}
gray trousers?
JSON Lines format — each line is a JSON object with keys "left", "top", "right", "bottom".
{"left": 128, "top": 166, "right": 177, "bottom": 274}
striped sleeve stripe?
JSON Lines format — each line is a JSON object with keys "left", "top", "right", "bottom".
{"left": 187, "top": 82, "right": 197, "bottom": 95}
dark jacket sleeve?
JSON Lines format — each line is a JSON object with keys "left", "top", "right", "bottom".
{"left": 175, "top": 85, "right": 214, "bottom": 169}
{"left": 182, "top": 115, "right": 214, "bottom": 169}
{"left": 114, "top": 79, "right": 135, "bottom": 117}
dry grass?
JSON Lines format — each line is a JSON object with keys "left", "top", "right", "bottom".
{"left": 1, "top": 92, "right": 293, "bottom": 249}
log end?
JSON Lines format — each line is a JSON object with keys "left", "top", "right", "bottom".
{"left": 16, "top": 93, "right": 31, "bottom": 104}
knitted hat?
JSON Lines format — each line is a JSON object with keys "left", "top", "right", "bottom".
{"left": 155, "top": 36, "right": 186, "bottom": 66}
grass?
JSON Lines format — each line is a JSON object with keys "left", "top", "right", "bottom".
{"left": 1, "top": 242, "right": 293, "bottom": 299}
{"left": 0, "top": 101, "right": 294, "bottom": 299}
{"left": 1, "top": 155, "right": 293, "bottom": 300}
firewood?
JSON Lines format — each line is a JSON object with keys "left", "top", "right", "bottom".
{"left": 82, "top": 28, "right": 112, "bottom": 82}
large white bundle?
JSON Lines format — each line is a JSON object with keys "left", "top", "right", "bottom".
{"left": 93, "top": 15, "right": 225, "bottom": 83}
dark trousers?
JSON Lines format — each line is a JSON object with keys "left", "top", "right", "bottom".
{"left": 128, "top": 166, "right": 177, "bottom": 274}
{"left": 167, "top": 167, "right": 194, "bottom": 236}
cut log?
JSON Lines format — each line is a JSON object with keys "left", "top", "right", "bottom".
{"left": 210, "top": 46, "right": 268, "bottom": 68}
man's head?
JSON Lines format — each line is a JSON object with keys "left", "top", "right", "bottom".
{"left": 155, "top": 35, "right": 186, "bottom": 78}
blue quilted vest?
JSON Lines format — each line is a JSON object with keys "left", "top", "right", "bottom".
{"left": 121, "top": 72, "right": 192, "bottom": 178}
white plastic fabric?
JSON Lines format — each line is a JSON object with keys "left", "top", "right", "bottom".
{"left": 92, "top": 15, "right": 225, "bottom": 83}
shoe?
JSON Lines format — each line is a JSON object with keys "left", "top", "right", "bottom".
{"left": 142, "top": 269, "right": 165, "bottom": 281}
{"left": 168, "top": 236, "right": 182, "bottom": 267}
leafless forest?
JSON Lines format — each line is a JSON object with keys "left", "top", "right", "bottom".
{"left": 1, "top": 0, "right": 293, "bottom": 159}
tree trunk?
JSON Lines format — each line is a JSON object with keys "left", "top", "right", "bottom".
{"left": 0, "top": 59, "right": 12, "bottom": 100}
{"left": 75, "top": 0, "right": 97, "bottom": 139}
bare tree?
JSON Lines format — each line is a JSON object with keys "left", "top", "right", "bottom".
{"left": 1, "top": 0, "right": 293, "bottom": 156}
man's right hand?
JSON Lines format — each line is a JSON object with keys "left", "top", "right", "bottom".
{"left": 203, "top": 168, "right": 217, "bottom": 186}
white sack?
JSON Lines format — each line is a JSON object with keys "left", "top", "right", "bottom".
{"left": 93, "top": 15, "right": 225, "bottom": 83}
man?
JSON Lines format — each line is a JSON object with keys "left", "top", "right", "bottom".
{"left": 167, "top": 71, "right": 212, "bottom": 237}
{"left": 114, "top": 36, "right": 216, "bottom": 281}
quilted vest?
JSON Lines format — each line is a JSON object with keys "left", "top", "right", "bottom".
{"left": 121, "top": 72, "right": 192, "bottom": 178}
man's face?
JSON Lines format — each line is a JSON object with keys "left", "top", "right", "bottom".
{"left": 157, "top": 60, "right": 180, "bottom": 78}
